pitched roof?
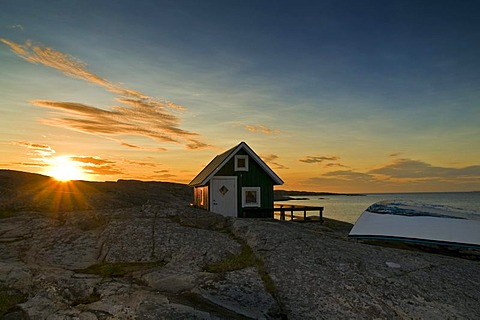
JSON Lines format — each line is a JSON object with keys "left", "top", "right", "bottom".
{"left": 188, "top": 141, "right": 284, "bottom": 187}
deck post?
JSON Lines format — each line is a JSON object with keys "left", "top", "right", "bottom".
{"left": 319, "top": 208, "right": 324, "bottom": 223}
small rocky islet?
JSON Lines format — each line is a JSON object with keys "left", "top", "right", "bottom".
{"left": 1, "top": 170, "right": 479, "bottom": 319}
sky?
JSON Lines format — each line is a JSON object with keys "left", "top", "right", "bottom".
{"left": 1, "top": 0, "right": 479, "bottom": 193}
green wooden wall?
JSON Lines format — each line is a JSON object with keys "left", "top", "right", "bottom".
{"left": 214, "top": 149, "right": 275, "bottom": 218}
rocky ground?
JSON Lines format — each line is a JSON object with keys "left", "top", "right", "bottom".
{"left": 1, "top": 170, "right": 479, "bottom": 319}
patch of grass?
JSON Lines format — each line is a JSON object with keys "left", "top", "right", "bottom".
{"left": 256, "top": 260, "right": 276, "bottom": 298}
{"left": 75, "top": 261, "right": 165, "bottom": 277}
{"left": 252, "top": 253, "right": 287, "bottom": 318}
{"left": 204, "top": 240, "right": 279, "bottom": 297}
{"left": 203, "top": 237, "right": 286, "bottom": 317}
{"left": 71, "top": 292, "right": 101, "bottom": 306}
{"left": 204, "top": 245, "right": 257, "bottom": 273}
{"left": 0, "top": 287, "right": 28, "bottom": 317}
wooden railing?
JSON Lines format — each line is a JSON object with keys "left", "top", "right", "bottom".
{"left": 274, "top": 204, "right": 324, "bottom": 222}
{"left": 242, "top": 204, "right": 324, "bottom": 223}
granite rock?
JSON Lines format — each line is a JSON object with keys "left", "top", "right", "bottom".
{"left": 1, "top": 174, "right": 479, "bottom": 319}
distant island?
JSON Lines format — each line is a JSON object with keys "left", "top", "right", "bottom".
{"left": 274, "top": 190, "right": 365, "bottom": 201}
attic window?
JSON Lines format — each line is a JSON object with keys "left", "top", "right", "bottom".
{"left": 234, "top": 155, "right": 249, "bottom": 171}
{"left": 242, "top": 187, "right": 260, "bottom": 207}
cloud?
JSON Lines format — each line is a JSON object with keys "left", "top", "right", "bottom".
{"left": 261, "top": 154, "right": 278, "bottom": 162}
{"left": 369, "top": 159, "right": 480, "bottom": 179}
{"left": 299, "top": 155, "right": 339, "bottom": 164}
{"left": 1, "top": 39, "right": 207, "bottom": 150}
{"left": 261, "top": 154, "right": 289, "bottom": 170}
{"left": 125, "top": 160, "right": 158, "bottom": 167}
{"left": 153, "top": 173, "right": 176, "bottom": 179}
{"left": 70, "top": 156, "right": 114, "bottom": 166}
{"left": 70, "top": 156, "right": 123, "bottom": 176}
{"left": 325, "top": 162, "right": 349, "bottom": 168}
{"left": 305, "top": 169, "right": 384, "bottom": 192}
{"left": 0, "top": 39, "right": 145, "bottom": 98}
{"left": 119, "top": 141, "right": 167, "bottom": 151}
{"left": 151, "top": 170, "right": 176, "bottom": 179}
{"left": 85, "top": 165, "right": 123, "bottom": 176}
{"left": 14, "top": 141, "right": 56, "bottom": 157}
{"left": 389, "top": 152, "right": 401, "bottom": 157}
{"left": 12, "top": 139, "right": 127, "bottom": 177}
{"left": 32, "top": 99, "right": 202, "bottom": 146}
{"left": 121, "top": 142, "right": 142, "bottom": 149}
{"left": 305, "top": 159, "right": 480, "bottom": 192}
{"left": 12, "top": 162, "right": 49, "bottom": 167}
{"left": 186, "top": 139, "right": 211, "bottom": 150}
{"left": 322, "top": 170, "right": 376, "bottom": 181}
{"left": 7, "top": 25, "right": 24, "bottom": 31}
{"left": 245, "top": 124, "right": 280, "bottom": 135}
{"left": 319, "top": 160, "right": 480, "bottom": 182}
{"left": 271, "top": 163, "right": 289, "bottom": 170}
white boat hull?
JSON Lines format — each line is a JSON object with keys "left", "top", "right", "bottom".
{"left": 349, "top": 201, "right": 480, "bottom": 248}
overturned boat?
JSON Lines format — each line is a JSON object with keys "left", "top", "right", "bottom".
{"left": 349, "top": 200, "right": 480, "bottom": 248}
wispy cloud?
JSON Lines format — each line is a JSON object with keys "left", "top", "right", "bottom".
{"left": 322, "top": 170, "right": 375, "bottom": 181}
{"left": 0, "top": 39, "right": 146, "bottom": 98}
{"left": 261, "top": 153, "right": 289, "bottom": 170}
{"left": 299, "top": 155, "right": 339, "bottom": 164}
{"left": 306, "top": 159, "right": 480, "bottom": 192}
{"left": 33, "top": 99, "right": 199, "bottom": 145}
{"left": 12, "top": 162, "right": 49, "bottom": 168}
{"left": 125, "top": 160, "right": 158, "bottom": 167}
{"left": 261, "top": 154, "right": 279, "bottom": 162}
{"left": 7, "top": 24, "right": 24, "bottom": 31}
{"left": 325, "top": 162, "right": 349, "bottom": 168}
{"left": 13, "top": 140, "right": 126, "bottom": 177}
{"left": 84, "top": 165, "right": 123, "bottom": 176}
{"left": 70, "top": 156, "right": 123, "bottom": 176}
{"left": 120, "top": 142, "right": 167, "bottom": 152}
{"left": 14, "top": 141, "right": 56, "bottom": 157}
{"left": 70, "top": 156, "right": 114, "bottom": 166}
{"left": 153, "top": 169, "right": 176, "bottom": 179}
{"left": 245, "top": 124, "right": 280, "bottom": 135}
{"left": 369, "top": 159, "right": 480, "bottom": 180}
{"left": 306, "top": 171, "right": 385, "bottom": 192}
{"left": 1, "top": 39, "right": 208, "bottom": 150}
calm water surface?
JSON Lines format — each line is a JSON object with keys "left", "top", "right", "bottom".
{"left": 275, "top": 192, "right": 480, "bottom": 224}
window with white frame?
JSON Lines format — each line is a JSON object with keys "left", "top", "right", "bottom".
{"left": 242, "top": 187, "right": 260, "bottom": 207}
{"left": 234, "top": 155, "right": 249, "bottom": 171}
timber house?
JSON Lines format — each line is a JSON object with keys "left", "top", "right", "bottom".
{"left": 189, "top": 142, "right": 284, "bottom": 218}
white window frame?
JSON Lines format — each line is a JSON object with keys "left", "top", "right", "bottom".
{"left": 234, "top": 155, "right": 249, "bottom": 171}
{"left": 242, "top": 187, "right": 261, "bottom": 207}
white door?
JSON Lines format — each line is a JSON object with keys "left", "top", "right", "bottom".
{"left": 211, "top": 177, "right": 237, "bottom": 217}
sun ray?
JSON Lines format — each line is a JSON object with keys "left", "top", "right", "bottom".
{"left": 30, "top": 178, "right": 96, "bottom": 214}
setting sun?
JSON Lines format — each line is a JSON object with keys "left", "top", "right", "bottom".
{"left": 46, "top": 156, "right": 86, "bottom": 181}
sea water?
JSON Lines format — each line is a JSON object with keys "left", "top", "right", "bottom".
{"left": 274, "top": 192, "right": 480, "bottom": 224}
